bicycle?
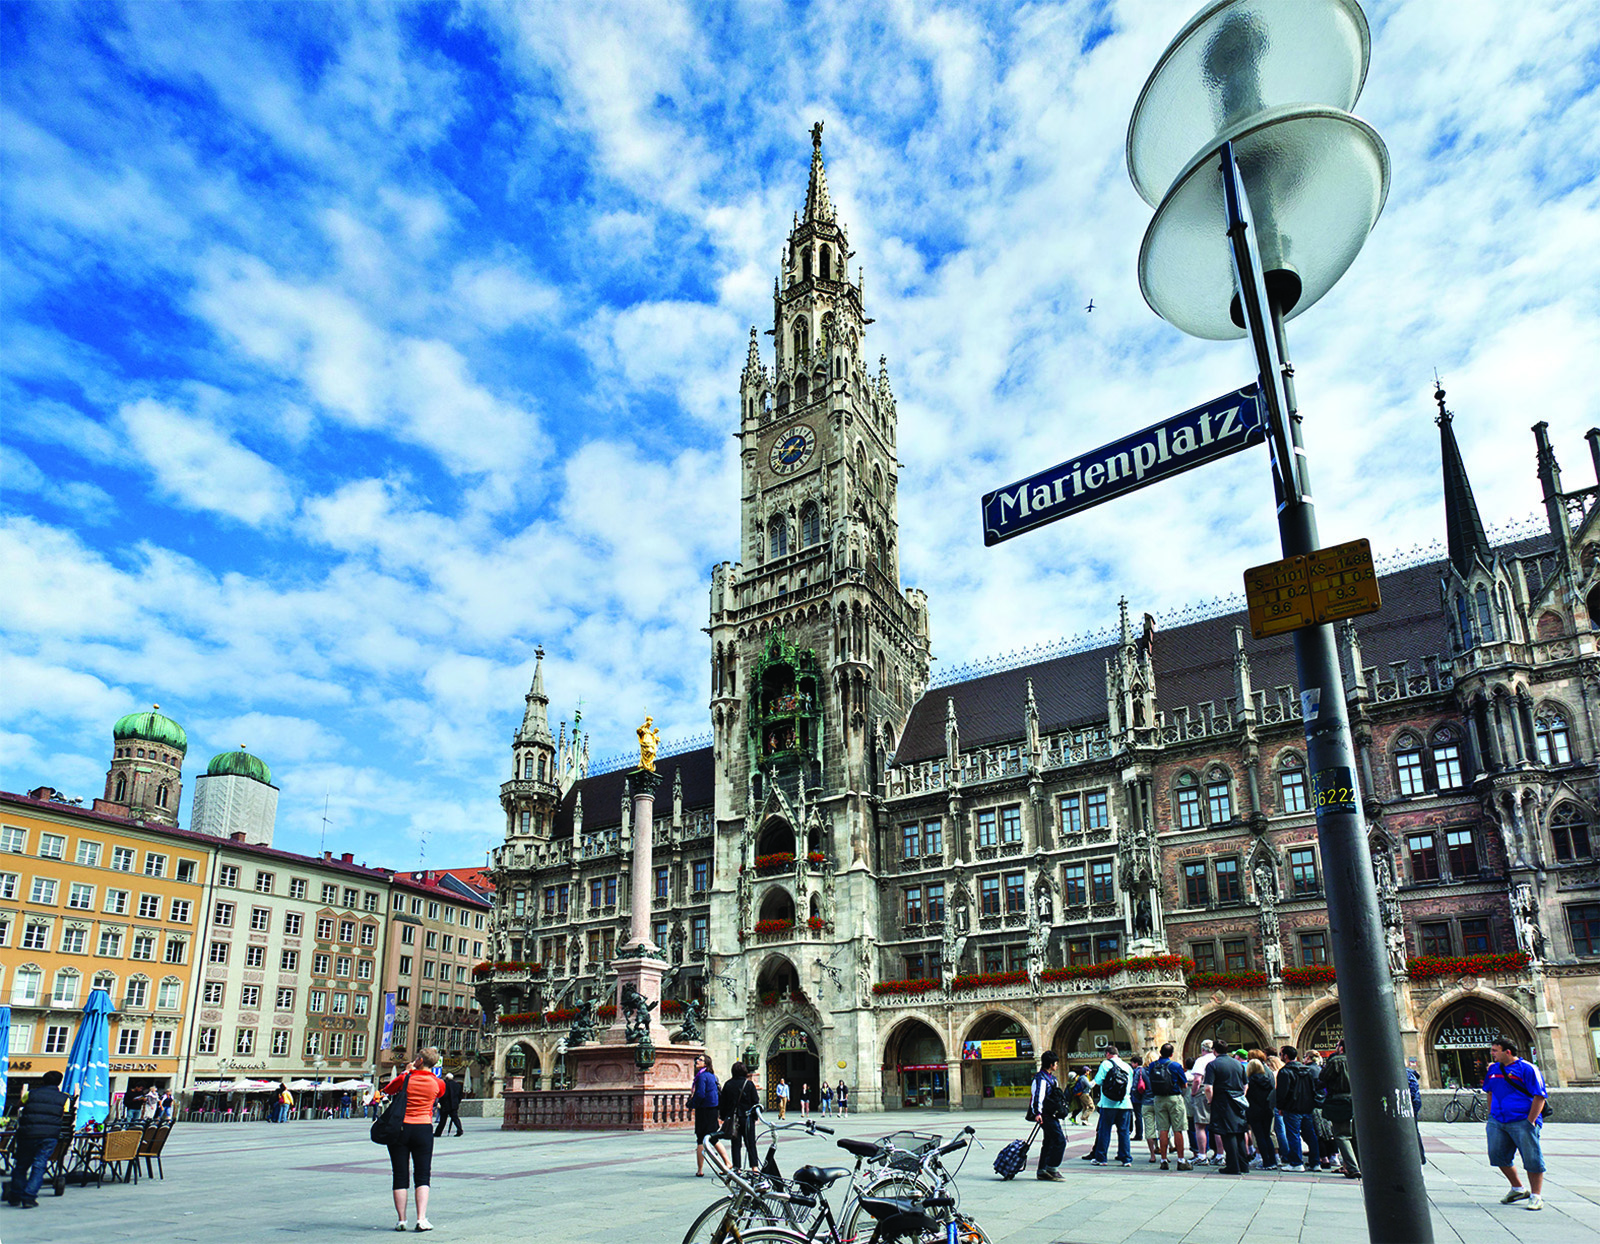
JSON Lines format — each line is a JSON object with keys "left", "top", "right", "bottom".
{"left": 840, "top": 1129, "right": 978, "bottom": 1242}
{"left": 1442, "top": 1083, "right": 1488, "bottom": 1123}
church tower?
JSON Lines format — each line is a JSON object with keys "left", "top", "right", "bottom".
{"left": 706, "top": 126, "right": 932, "bottom": 1102}
{"left": 501, "top": 648, "right": 564, "bottom": 840}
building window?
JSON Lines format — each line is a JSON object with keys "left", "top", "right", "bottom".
{"left": 1090, "top": 860, "right": 1115, "bottom": 904}
{"left": 1095, "top": 934, "right": 1121, "bottom": 962}
{"left": 251, "top": 907, "right": 271, "bottom": 932}
{"left": 30, "top": 877, "right": 57, "bottom": 905}
{"left": 1215, "top": 858, "right": 1241, "bottom": 905}
{"left": 902, "top": 824, "right": 920, "bottom": 859}
{"left": 1192, "top": 943, "right": 1217, "bottom": 973}
{"left": 654, "top": 867, "right": 669, "bottom": 901}
{"left": 339, "top": 919, "right": 355, "bottom": 942}
{"left": 1288, "top": 847, "right": 1318, "bottom": 896}
{"left": 110, "top": 845, "right": 134, "bottom": 871}
{"left": 208, "top": 941, "right": 228, "bottom": 965}
{"left": 1183, "top": 862, "right": 1209, "bottom": 907}
{"left": 1280, "top": 764, "right": 1308, "bottom": 813}
{"left": 117, "top": 1028, "right": 141, "bottom": 1056}
{"left": 424, "top": 930, "right": 438, "bottom": 951}
{"left": 1551, "top": 805, "right": 1593, "bottom": 861}
{"left": 981, "top": 946, "right": 1005, "bottom": 973}
{"left": 1063, "top": 863, "right": 1085, "bottom": 906}
{"left": 691, "top": 916, "right": 708, "bottom": 951}
{"left": 1176, "top": 775, "right": 1202, "bottom": 829}
{"left": 51, "top": 969, "right": 80, "bottom": 1006}
{"left": 255, "top": 871, "right": 274, "bottom": 893}
{"left": 1420, "top": 921, "right": 1451, "bottom": 957}
{"left": 1068, "top": 938, "right": 1091, "bottom": 966}
{"left": 137, "top": 893, "right": 161, "bottom": 919}
{"left": 214, "top": 902, "right": 234, "bottom": 927}
{"left": 331, "top": 993, "right": 348, "bottom": 1015}
{"left": 1000, "top": 806, "right": 1022, "bottom": 845}
{"left": 150, "top": 1030, "right": 173, "bottom": 1056}
{"left": 335, "top": 956, "right": 351, "bottom": 976}
{"left": 1206, "top": 776, "right": 1233, "bottom": 824}
{"left": 271, "top": 1030, "right": 290, "bottom": 1056}
{"left": 1059, "top": 794, "right": 1081, "bottom": 835}
{"left": 1432, "top": 732, "right": 1464, "bottom": 789}
{"left": 1004, "top": 872, "right": 1026, "bottom": 913}
{"left": 277, "top": 988, "right": 295, "bottom": 1009}
{"left": 692, "top": 859, "right": 710, "bottom": 893}
{"left": 23, "top": 922, "right": 50, "bottom": 951}
{"left": 923, "top": 820, "right": 942, "bottom": 856}
{"left": 176, "top": 859, "right": 196, "bottom": 883}
{"left": 289, "top": 878, "right": 307, "bottom": 900}
{"left": 1407, "top": 833, "right": 1440, "bottom": 882}
{"left": 1445, "top": 829, "right": 1479, "bottom": 878}
{"left": 1534, "top": 709, "right": 1572, "bottom": 765}
{"left": 976, "top": 810, "right": 997, "bottom": 848}
{"left": 164, "top": 937, "right": 187, "bottom": 964}
{"left": 104, "top": 888, "right": 129, "bottom": 915}
{"left": 360, "top": 924, "right": 375, "bottom": 946}
{"left": 927, "top": 883, "right": 945, "bottom": 923}
{"left": 68, "top": 882, "right": 94, "bottom": 910}
{"left": 980, "top": 877, "right": 1000, "bottom": 916}
{"left": 97, "top": 929, "right": 122, "bottom": 957}
{"left": 197, "top": 1027, "right": 217, "bottom": 1054}
{"left": 157, "top": 979, "right": 181, "bottom": 1009}
{"left": 219, "top": 865, "right": 239, "bottom": 888}
{"left": 314, "top": 953, "right": 330, "bottom": 975}
{"left": 170, "top": 899, "right": 191, "bottom": 923}
{"left": 0, "top": 872, "right": 14, "bottom": 901}
{"left": 903, "top": 887, "right": 922, "bottom": 923}
{"left": 38, "top": 833, "right": 65, "bottom": 860}
{"left": 1223, "top": 939, "right": 1249, "bottom": 971}
{"left": 1569, "top": 904, "right": 1600, "bottom": 956}
{"left": 0, "top": 826, "right": 25, "bottom": 854}
{"left": 1299, "top": 932, "right": 1329, "bottom": 966}
{"left": 60, "top": 927, "right": 86, "bottom": 955}
{"left": 280, "top": 950, "right": 298, "bottom": 971}
{"left": 345, "top": 888, "right": 360, "bottom": 908}
{"left": 144, "top": 853, "right": 166, "bottom": 877}
{"left": 1460, "top": 918, "right": 1492, "bottom": 955}
{"left": 124, "top": 977, "right": 149, "bottom": 1008}
{"left": 316, "top": 917, "right": 334, "bottom": 940}
{"left": 1396, "top": 746, "right": 1427, "bottom": 796}
{"left": 76, "top": 840, "right": 102, "bottom": 867}
{"left": 1085, "top": 791, "right": 1109, "bottom": 830}
{"left": 130, "top": 933, "right": 155, "bottom": 960}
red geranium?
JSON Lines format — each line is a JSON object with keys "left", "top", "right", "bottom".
{"left": 754, "top": 853, "right": 795, "bottom": 873}
{"left": 872, "top": 978, "right": 940, "bottom": 996}
{"left": 754, "top": 918, "right": 795, "bottom": 935}
{"left": 1283, "top": 965, "right": 1337, "bottom": 987}
{"left": 1405, "top": 951, "right": 1530, "bottom": 981}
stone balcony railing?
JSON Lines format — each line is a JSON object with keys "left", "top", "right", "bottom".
{"left": 871, "top": 962, "right": 1190, "bottom": 1008}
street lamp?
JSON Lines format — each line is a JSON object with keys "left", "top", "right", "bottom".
{"left": 1128, "top": 4, "right": 1430, "bottom": 1242}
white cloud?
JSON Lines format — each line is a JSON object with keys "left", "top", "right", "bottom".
{"left": 118, "top": 398, "right": 294, "bottom": 524}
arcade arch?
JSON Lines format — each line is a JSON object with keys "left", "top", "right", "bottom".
{"left": 883, "top": 1018, "right": 948, "bottom": 1109}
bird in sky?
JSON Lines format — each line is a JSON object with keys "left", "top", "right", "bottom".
{"left": 1085, "top": 299, "right": 1094, "bottom": 312}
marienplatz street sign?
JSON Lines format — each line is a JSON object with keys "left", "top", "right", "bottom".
{"left": 1245, "top": 538, "right": 1381, "bottom": 639}
{"left": 981, "top": 386, "right": 1264, "bottom": 545}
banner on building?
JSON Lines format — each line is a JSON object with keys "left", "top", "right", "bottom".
{"left": 382, "top": 993, "right": 397, "bottom": 1050}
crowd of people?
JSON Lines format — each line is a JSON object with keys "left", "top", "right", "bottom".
{"left": 1029, "top": 1038, "right": 1381, "bottom": 1181}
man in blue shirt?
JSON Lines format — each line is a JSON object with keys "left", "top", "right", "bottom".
{"left": 1029, "top": 1051, "right": 1066, "bottom": 1181}
{"left": 1084, "top": 1044, "right": 1134, "bottom": 1166}
{"left": 1483, "top": 1037, "right": 1547, "bottom": 1211}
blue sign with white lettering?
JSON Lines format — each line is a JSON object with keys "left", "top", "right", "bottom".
{"left": 981, "top": 386, "right": 1264, "bottom": 545}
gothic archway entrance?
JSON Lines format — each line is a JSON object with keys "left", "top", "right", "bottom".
{"left": 766, "top": 1023, "right": 820, "bottom": 1113}
{"left": 1052, "top": 1008, "right": 1133, "bottom": 1074}
{"left": 883, "top": 1019, "right": 947, "bottom": 1109}
{"left": 1300, "top": 1006, "right": 1343, "bottom": 1054}
{"left": 1183, "top": 1011, "right": 1266, "bottom": 1061}
{"left": 1428, "top": 998, "right": 1533, "bottom": 1089}
{"left": 961, "top": 1013, "right": 1035, "bottom": 1108}
{"left": 504, "top": 1041, "right": 540, "bottom": 1091}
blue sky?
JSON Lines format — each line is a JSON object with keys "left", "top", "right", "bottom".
{"left": 4, "top": 0, "right": 1599, "bottom": 868}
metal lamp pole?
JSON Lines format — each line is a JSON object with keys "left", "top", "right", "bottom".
{"left": 1222, "top": 141, "right": 1433, "bottom": 1244}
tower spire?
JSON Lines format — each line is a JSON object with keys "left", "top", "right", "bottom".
{"left": 1435, "top": 382, "right": 1492, "bottom": 576}
{"left": 518, "top": 646, "right": 554, "bottom": 745}
{"left": 805, "top": 120, "right": 835, "bottom": 224}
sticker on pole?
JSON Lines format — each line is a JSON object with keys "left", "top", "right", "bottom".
{"left": 1311, "top": 766, "right": 1358, "bottom": 815}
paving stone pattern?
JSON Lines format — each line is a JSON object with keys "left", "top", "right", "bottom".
{"left": 4, "top": 1113, "right": 1597, "bottom": 1243}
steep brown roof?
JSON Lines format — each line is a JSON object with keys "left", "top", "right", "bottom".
{"left": 550, "top": 746, "right": 716, "bottom": 836}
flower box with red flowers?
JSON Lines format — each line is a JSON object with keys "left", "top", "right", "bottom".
{"left": 950, "top": 969, "right": 1029, "bottom": 992}
{"left": 661, "top": 999, "right": 685, "bottom": 1016}
{"left": 543, "top": 1008, "right": 578, "bottom": 1024}
{"left": 754, "top": 918, "right": 795, "bottom": 935}
{"left": 759, "top": 990, "right": 781, "bottom": 1007}
{"left": 597, "top": 1005, "right": 617, "bottom": 1020}
{"left": 807, "top": 852, "right": 827, "bottom": 867}
{"left": 1405, "top": 951, "right": 1530, "bottom": 982}
{"left": 1188, "top": 970, "right": 1268, "bottom": 990}
{"left": 473, "top": 960, "right": 544, "bottom": 979}
{"left": 754, "top": 853, "right": 795, "bottom": 875}
{"left": 806, "top": 916, "right": 827, "bottom": 932}
{"left": 1283, "top": 965, "right": 1337, "bottom": 987}
{"left": 872, "top": 978, "right": 941, "bottom": 997}
{"left": 496, "top": 1011, "right": 540, "bottom": 1026}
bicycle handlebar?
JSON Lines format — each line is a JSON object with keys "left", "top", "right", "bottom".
{"left": 936, "top": 1136, "right": 968, "bottom": 1157}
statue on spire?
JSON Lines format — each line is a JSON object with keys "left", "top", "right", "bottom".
{"left": 811, "top": 120, "right": 824, "bottom": 149}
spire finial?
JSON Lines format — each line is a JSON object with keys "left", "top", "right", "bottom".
{"left": 811, "top": 119, "right": 823, "bottom": 150}
{"left": 804, "top": 121, "right": 835, "bottom": 223}
{"left": 1433, "top": 371, "right": 1449, "bottom": 425}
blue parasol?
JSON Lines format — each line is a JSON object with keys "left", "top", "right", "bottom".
{"left": 61, "top": 987, "right": 114, "bottom": 1124}
{"left": 0, "top": 1004, "right": 11, "bottom": 1112}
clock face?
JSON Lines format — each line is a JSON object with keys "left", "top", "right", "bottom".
{"left": 768, "top": 424, "right": 817, "bottom": 476}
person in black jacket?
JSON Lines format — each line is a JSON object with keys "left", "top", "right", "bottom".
{"left": 1319, "top": 1041, "right": 1361, "bottom": 1179}
{"left": 4, "top": 1071, "right": 72, "bottom": 1208}
{"left": 433, "top": 1074, "right": 465, "bottom": 1138}
{"left": 718, "top": 1062, "right": 761, "bottom": 1172}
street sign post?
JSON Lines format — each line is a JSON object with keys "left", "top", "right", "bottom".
{"left": 1244, "top": 538, "right": 1381, "bottom": 640}
{"left": 980, "top": 386, "right": 1263, "bottom": 545}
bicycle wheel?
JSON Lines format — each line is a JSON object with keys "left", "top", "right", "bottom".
{"left": 1472, "top": 1097, "right": 1489, "bottom": 1123}
{"left": 683, "top": 1197, "right": 795, "bottom": 1244}
{"left": 1442, "top": 1101, "right": 1462, "bottom": 1124}
{"left": 839, "top": 1174, "right": 936, "bottom": 1243}
{"left": 733, "top": 1230, "right": 812, "bottom": 1244}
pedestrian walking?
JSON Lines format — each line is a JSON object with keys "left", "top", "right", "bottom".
{"left": 383, "top": 1047, "right": 448, "bottom": 1232}
{"left": 776, "top": 1077, "right": 789, "bottom": 1119}
{"left": 1084, "top": 1044, "right": 1134, "bottom": 1166}
{"left": 433, "top": 1073, "right": 464, "bottom": 1138}
{"left": 690, "top": 1054, "right": 724, "bottom": 1176}
{"left": 1483, "top": 1037, "right": 1547, "bottom": 1211}
{"left": 3, "top": 1071, "right": 72, "bottom": 1208}
{"left": 799, "top": 1082, "right": 810, "bottom": 1118}
{"left": 1028, "top": 1050, "right": 1067, "bottom": 1181}
{"left": 1188, "top": 1040, "right": 1216, "bottom": 1163}
{"left": 1203, "top": 1048, "right": 1250, "bottom": 1175}
{"left": 821, "top": 1082, "right": 834, "bottom": 1116}
{"left": 1245, "top": 1058, "right": 1279, "bottom": 1169}
{"left": 718, "top": 1062, "right": 761, "bottom": 1172}
{"left": 1406, "top": 1060, "right": 1426, "bottom": 1163}
{"left": 1275, "top": 1046, "right": 1319, "bottom": 1171}
{"left": 1068, "top": 1067, "right": 1095, "bottom": 1124}
{"left": 1147, "top": 1043, "right": 1192, "bottom": 1171}
{"left": 1128, "top": 1055, "right": 1154, "bottom": 1157}
{"left": 836, "top": 1081, "right": 849, "bottom": 1117}
{"left": 1317, "top": 1040, "right": 1361, "bottom": 1179}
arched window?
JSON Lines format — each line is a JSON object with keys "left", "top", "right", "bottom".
{"left": 114, "top": 774, "right": 127, "bottom": 801}
{"left": 1475, "top": 585, "right": 1495, "bottom": 640}
{"left": 1393, "top": 732, "right": 1427, "bottom": 795}
{"left": 522, "top": 756, "right": 533, "bottom": 779}
{"left": 1174, "top": 772, "right": 1202, "bottom": 829}
{"left": 156, "top": 783, "right": 169, "bottom": 808}
{"left": 1456, "top": 595, "right": 1475, "bottom": 649}
{"left": 1431, "top": 725, "right": 1465, "bottom": 790}
{"left": 800, "top": 502, "right": 820, "bottom": 547}
{"left": 1534, "top": 708, "right": 1572, "bottom": 765}
{"left": 1204, "top": 767, "right": 1233, "bottom": 823}
{"left": 1550, "top": 804, "right": 1592, "bottom": 862}
{"left": 52, "top": 967, "right": 80, "bottom": 1006}
{"left": 776, "top": 383, "right": 790, "bottom": 413}
{"left": 795, "top": 373, "right": 810, "bottom": 405}
{"left": 819, "top": 245, "right": 831, "bottom": 280}
{"left": 537, "top": 753, "right": 547, "bottom": 781}
{"left": 1536, "top": 610, "right": 1564, "bottom": 639}
{"left": 1497, "top": 585, "right": 1514, "bottom": 640}
{"left": 871, "top": 464, "right": 883, "bottom": 499}
{"left": 1278, "top": 753, "right": 1308, "bottom": 813}
{"left": 801, "top": 247, "right": 812, "bottom": 282}
{"left": 792, "top": 317, "right": 808, "bottom": 360}
{"left": 769, "top": 515, "right": 789, "bottom": 559}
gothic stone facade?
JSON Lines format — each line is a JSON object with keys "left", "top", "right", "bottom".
{"left": 478, "top": 135, "right": 1600, "bottom": 1110}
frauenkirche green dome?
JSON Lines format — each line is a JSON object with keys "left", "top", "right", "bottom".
{"left": 206, "top": 746, "right": 273, "bottom": 786}
{"left": 113, "top": 706, "right": 188, "bottom": 751}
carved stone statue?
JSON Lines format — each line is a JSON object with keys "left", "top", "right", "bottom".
{"left": 1386, "top": 923, "right": 1408, "bottom": 975}
{"left": 1513, "top": 884, "right": 1547, "bottom": 962}
{"left": 621, "top": 983, "right": 656, "bottom": 1043}
{"left": 1037, "top": 884, "right": 1053, "bottom": 924}
{"left": 637, "top": 716, "right": 661, "bottom": 772}
{"left": 567, "top": 1000, "right": 597, "bottom": 1048}
{"left": 856, "top": 937, "right": 875, "bottom": 1007}
{"left": 737, "top": 871, "right": 752, "bottom": 934}
{"left": 1264, "top": 938, "right": 1284, "bottom": 985}
{"left": 672, "top": 999, "right": 704, "bottom": 1044}
{"left": 940, "top": 919, "right": 957, "bottom": 989}
{"left": 1133, "top": 896, "right": 1153, "bottom": 938}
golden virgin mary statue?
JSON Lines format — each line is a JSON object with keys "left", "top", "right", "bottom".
{"left": 637, "top": 716, "right": 661, "bottom": 772}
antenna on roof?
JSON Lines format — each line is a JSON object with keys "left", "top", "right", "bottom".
{"left": 321, "top": 792, "right": 331, "bottom": 855}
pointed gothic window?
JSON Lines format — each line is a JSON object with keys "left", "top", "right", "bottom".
{"left": 1550, "top": 803, "right": 1592, "bottom": 861}
{"left": 523, "top": 756, "right": 533, "bottom": 779}
{"left": 800, "top": 503, "right": 820, "bottom": 547}
{"left": 769, "top": 515, "right": 788, "bottom": 559}
{"left": 792, "top": 317, "right": 808, "bottom": 360}
{"left": 1475, "top": 586, "right": 1495, "bottom": 639}
{"left": 114, "top": 774, "right": 127, "bottom": 802}
{"left": 802, "top": 247, "right": 812, "bottom": 282}
{"left": 1534, "top": 708, "right": 1572, "bottom": 765}
{"left": 156, "top": 783, "right": 169, "bottom": 809}
{"left": 1456, "top": 595, "right": 1475, "bottom": 649}
{"left": 538, "top": 754, "right": 547, "bottom": 781}
{"left": 795, "top": 373, "right": 809, "bottom": 405}
{"left": 819, "top": 245, "right": 831, "bottom": 280}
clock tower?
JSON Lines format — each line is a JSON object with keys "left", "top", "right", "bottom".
{"left": 706, "top": 125, "right": 932, "bottom": 1104}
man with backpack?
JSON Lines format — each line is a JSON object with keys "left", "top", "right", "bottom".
{"left": 1083, "top": 1043, "right": 1134, "bottom": 1166}
{"left": 1275, "top": 1045, "right": 1321, "bottom": 1172}
{"left": 1028, "top": 1051, "right": 1067, "bottom": 1181}
{"left": 1147, "top": 1042, "right": 1193, "bottom": 1171}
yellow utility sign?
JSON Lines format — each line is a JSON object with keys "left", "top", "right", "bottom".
{"left": 1245, "top": 539, "right": 1381, "bottom": 639}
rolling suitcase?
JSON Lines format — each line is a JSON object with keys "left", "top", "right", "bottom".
{"left": 993, "top": 1121, "right": 1041, "bottom": 1179}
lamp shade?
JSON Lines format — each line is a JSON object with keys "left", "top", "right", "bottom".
{"left": 1127, "top": 0, "right": 1370, "bottom": 207}
{"left": 1138, "top": 105, "right": 1389, "bottom": 340}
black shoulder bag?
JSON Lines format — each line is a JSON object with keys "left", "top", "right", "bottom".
{"left": 370, "top": 1073, "right": 410, "bottom": 1145}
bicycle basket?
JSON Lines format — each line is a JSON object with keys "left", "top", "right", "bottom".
{"left": 875, "top": 1131, "right": 942, "bottom": 1172}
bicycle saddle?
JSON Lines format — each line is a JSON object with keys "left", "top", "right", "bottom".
{"left": 793, "top": 1165, "right": 851, "bottom": 1189}
{"left": 837, "top": 1137, "right": 884, "bottom": 1159}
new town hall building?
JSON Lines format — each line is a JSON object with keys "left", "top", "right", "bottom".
{"left": 478, "top": 131, "right": 1600, "bottom": 1112}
